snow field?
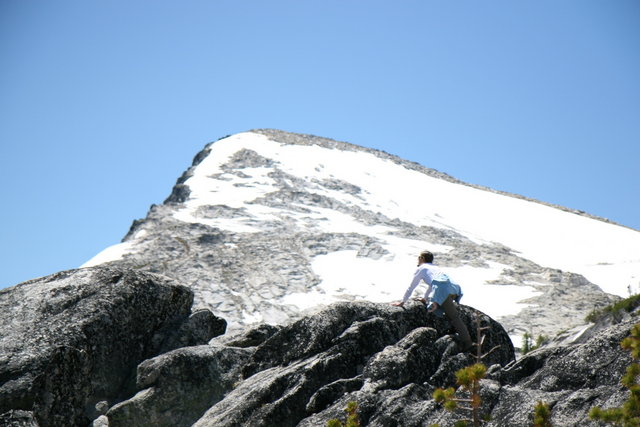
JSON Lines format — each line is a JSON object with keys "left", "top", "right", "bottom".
{"left": 177, "top": 132, "right": 639, "bottom": 297}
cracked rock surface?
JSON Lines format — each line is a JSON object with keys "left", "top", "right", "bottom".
{"left": 0, "top": 266, "right": 224, "bottom": 426}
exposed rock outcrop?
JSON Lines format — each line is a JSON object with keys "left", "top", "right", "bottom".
{"left": 170, "top": 301, "right": 634, "bottom": 426}
{"left": 106, "top": 345, "right": 252, "bottom": 427}
{"left": 0, "top": 267, "right": 225, "bottom": 426}
{"left": 165, "top": 301, "right": 512, "bottom": 427}
{"left": 296, "top": 316, "right": 634, "bottom": 427}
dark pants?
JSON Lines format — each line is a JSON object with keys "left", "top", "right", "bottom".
{"left": 441, "top": 294, "right": 472, "bottom": 349}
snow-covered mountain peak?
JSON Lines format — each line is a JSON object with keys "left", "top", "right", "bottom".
{"left": 83, "top": 129, "right": 640, "bottom": 343}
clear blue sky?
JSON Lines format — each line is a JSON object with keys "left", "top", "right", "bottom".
{"left": 1, "top": 1, "right": 639, "bottom": 289}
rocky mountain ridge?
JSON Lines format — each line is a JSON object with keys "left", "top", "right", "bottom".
{"left": 81, "top": 129, "right": 637, "bottom": 346}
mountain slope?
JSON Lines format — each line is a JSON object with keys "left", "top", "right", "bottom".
{"left": 82, "top": 129, "right": 640, "bottom": 343}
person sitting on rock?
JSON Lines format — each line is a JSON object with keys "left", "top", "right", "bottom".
{"left": 392, "top": 250, "right": 473, "bottom": 351}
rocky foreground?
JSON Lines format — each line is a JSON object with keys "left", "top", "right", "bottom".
{"left": 0, "top": 266, "right": 632, "bottom": 426}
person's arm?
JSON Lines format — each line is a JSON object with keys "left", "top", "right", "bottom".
{"left": 392, "top": 269, "right": 423, "bottom": 307}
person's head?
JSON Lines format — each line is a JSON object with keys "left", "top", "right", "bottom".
{"left": 418, "top": 251, "right": 434, "bottom": 265}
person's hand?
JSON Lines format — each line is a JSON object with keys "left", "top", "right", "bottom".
{"left": 391, "top": 301, "right": 404, "bottom": 307}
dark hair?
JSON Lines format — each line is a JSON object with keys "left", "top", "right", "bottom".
{"left": 420, "top": 251, "right": 434, "bottom": 263}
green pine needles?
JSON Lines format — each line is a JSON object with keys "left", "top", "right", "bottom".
{"left": 521, "top": 332, "right": 549, "bottom": 355}
{"left": 533, "top": 401, "right": 553, "bottom": 427}
{"left": 586, "top": 294, "right": 640, "bottom": 323}
{"left": 433, "top": 363, "right": 488, "bottom": 426}
{"left": 327, "top": 401, "right": 361, "bottom": 427}
{"left": 589, "top": 323, "right": 640, "bottom": 425}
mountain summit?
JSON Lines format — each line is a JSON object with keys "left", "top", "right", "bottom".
{"left": 83, "top": 129, "right": 640, "bottom": 343}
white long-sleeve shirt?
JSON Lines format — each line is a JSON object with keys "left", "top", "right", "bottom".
{"left": 401, "top": 263, "right": 450, "bottom": 303}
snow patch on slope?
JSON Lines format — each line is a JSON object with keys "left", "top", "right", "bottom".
{"left": 81, "top": 229, "right": 149, "bottom": 267}
{"left": 81, "top": 242, "right": 134, "bottom": 267}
